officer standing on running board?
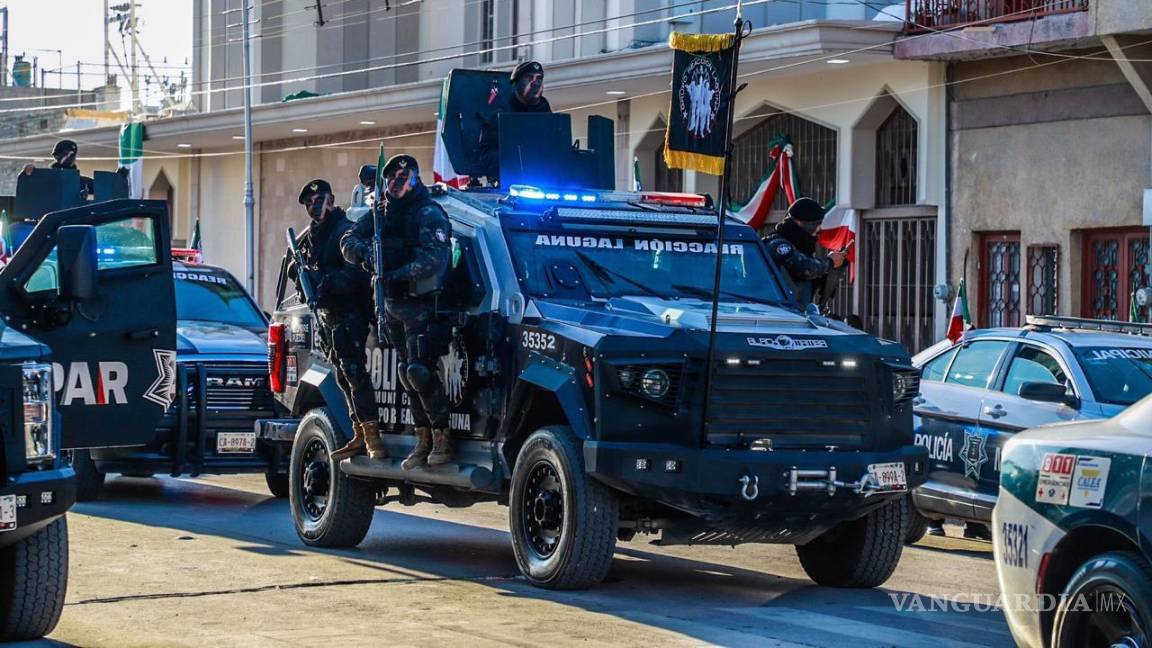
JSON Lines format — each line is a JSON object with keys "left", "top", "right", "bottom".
{"left": 340, "top": 154, "right": 454, "bottom": 469}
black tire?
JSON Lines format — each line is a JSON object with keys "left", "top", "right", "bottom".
{"left": 904, "top": 496, "right": 928, "bottom": 545}
{"left": 509, "top": 426, "right": 618, "bottom": 590}
{"left": 289, "top": 409, "right": 375, "bottom": 548}
{"left": 1052, "top": 550, "right": 1152, "bottom": 648}
{"left": 67, "top": 449, "right": 105, "bottom": 502}
{"left": 266, "top": 473, "right": 290, "bottom": 499}
{"left": 0, "top": 517, "right": 69, "bottom": 642}
{"left": 795, "top": 498, "right": 907, "bottom": 588}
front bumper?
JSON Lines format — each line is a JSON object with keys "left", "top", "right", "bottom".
{"left": 585, "top": 441, "right": 928, "bottom": 542}
{"left": 0, "top": 467, "right": 76, "bottom": 548}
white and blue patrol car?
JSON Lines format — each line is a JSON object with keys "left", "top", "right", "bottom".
{"left": 994, "top": 393, "right": 1152, "bottom": 647}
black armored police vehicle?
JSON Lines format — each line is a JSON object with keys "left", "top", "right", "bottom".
{"left": 67, "top": 259, "right": 290, "bottom": 501}
{"left": 261, "top": 69, "right": 928, "bottom": 590}
{"left": 1, "top": 167, "right": 177, "bottom": 640}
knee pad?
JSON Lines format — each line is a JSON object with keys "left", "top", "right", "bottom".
{"left": 396, "top": 362, "right": 413, "bottom": 392}
{"left": 405, "top": 362, "right": 434, "bottom": 394}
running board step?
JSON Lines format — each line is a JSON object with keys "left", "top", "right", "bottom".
{"left": 340, "top": 436, "right": 502, "bottom": 492}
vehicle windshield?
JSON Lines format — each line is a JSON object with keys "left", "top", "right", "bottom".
{"left": 175, "top": 269, "right": 265, "bottom": 329}
{"left": 1073, "top": 347, "right": 1152, "bottom": 406}
{"left": 504, "top": 229, "right": 786, "bottom": 303}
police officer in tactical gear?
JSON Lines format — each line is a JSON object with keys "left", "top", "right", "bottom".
{"left": 477, "top": 60, "right": 552, "bottom": 182}
{"left": 763, "top": 197, "right": 847, "bottom": 305}
{"left": 21, "top": 139, "right": 95, "bottom": 200}
{"left": 289, "top": 179, "right": 383, "bottom": 461}
{"left": 340, "top": 155, "right": 454, "bottom": 469}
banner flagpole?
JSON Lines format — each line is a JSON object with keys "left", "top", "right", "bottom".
{"left": 700, "top": 8, "right": 750, "bottom": 438}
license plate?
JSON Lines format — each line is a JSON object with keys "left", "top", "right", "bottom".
{"left": 867, "top": 462, "right": 908, "bottom": 491}
{"left": 0, "top": 494, "right": 16, "bottom": 532}
{"left": 216, "top": 432, "right": 256, "bottom": 454}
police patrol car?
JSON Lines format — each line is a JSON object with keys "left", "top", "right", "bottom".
{"left": 994, "top": 392, "right": 1152, "bottom": 647}
{"left": 908, "top": 316, "right": 1152, "bottom": 541}
{"left": 0, "top": 166, "right": 177, "bottom": 640}
{"left": 261, "top": 68, "right": 928, "bottom": 591}
{"left": 66, "top": 260, "right": 291, "bottom": 500}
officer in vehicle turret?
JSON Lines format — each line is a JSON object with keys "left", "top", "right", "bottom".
{"left": 763, "top": 197, "right": 847, "bottom": 306}
{"left": 20, "top": 139, "right": 95, "bottom": 200}
{"left": 289, "top": 179, "right": 382, "bottom": 461}
{"left": 477, "top": 60, "right": 552, "bottom": 182}
{"left": 340, "top": 155, "right": 454, "bottom": 469}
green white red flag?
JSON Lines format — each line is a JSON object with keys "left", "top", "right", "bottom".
{"left": 947, "top": 277, "right": 973, "bottom": 343}
{"left": 119, "top": 122, "right": 145, "bottom": 199}
{"left": 729, "top": 136, "right": 798, "bottom": 230}
{"left": 433, "top": 78, "right": 469, "bottom": 188}
{"left": 817, "top": 206, "right": 857, "bottom": 282}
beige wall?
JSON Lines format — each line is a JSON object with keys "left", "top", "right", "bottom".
{"left": 950, "top": 55, "right": 1152, "bottom": 319}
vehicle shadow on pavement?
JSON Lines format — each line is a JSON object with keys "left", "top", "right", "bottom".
{"left": 74, "top": 477, "right": 1012, "bottom": 647}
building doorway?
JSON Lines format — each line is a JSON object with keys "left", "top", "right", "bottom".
{"left": 1081, "top": 227, "right": 1150, "bottom": 321}
{"left": 979, "top": 231, "right": 1022, "bottom": 328}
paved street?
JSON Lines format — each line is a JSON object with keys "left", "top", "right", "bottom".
{"left": 16, "top": 474, "right": 1013, "bottom": 648}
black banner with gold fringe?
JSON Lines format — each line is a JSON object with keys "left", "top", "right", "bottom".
{"left": 663, "top": 32, "right": 737, "bottom": 176}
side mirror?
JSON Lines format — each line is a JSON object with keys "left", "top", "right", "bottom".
{"left": 56, "top": 224, "right": 98, "bottom": 301}
{"left": 1019, "top": 381, "right": 1080, "bottom": 409}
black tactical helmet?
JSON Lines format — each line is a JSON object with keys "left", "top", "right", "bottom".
{"left": 51, "top": 139, "right": 78, "bottom": 158}
{"left": 511, "top": 60, "right": 544, "bottom": 83}
{"left": 380, "top": 154, "right": 418, "bottom": 177}
{"left": 297, "top": 178, "right": 332, "bottom": 205}
{"left": 786, "top": 197, "right": 825, "bottom": 223}
{"left": 358, "top": 164, "right": 377, "bottom": 187}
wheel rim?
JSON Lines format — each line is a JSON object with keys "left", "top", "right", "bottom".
{"left": 298, "top": 437, "right": 331, "bottom": 522}
{"left": 520, "top": 460, "right": 565, "bottom": 559}
{"left": 1071, "top": 584, "right": 1148, "bottom": 648}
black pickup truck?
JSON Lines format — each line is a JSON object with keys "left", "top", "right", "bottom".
{"left": 0, "top": 192, "right": 177, "bottom": 640}
{"left": 67, "top": 261, "right": 290, "bottom": 500}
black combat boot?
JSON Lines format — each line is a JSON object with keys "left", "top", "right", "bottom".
{"left": 401, "top": 427, "right": 432, "bottom": 470}
{"left": 362, "top": 420, "right": 388, "bottom": 460}
{"left": 427, "top": 428, "right": 454, "bottom": 466}
{"left": 330, "top": 421, "right": 366, "bottom": 461}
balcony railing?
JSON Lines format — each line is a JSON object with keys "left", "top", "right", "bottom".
{"left": 904, "top": 0, "right": 1088, "bottom": 33}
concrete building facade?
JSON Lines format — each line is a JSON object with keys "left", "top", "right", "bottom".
{"left": 0, "top": 1, "right": 950, "bottom": 351}
{"left": 898, "top": 0, "right": 1152, "bottom": 326}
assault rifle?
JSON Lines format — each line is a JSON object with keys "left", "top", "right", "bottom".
{"left": 286, "top": 226, "right": 329, "bottom": 352}
{"left": 372, "top": 144, "right": 388, "bottom": 344}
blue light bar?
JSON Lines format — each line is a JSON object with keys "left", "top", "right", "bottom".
{"left": 509, "top": 184, "right": 598, "bottom": 204}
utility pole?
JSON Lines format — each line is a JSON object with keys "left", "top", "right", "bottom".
{"left": 129, "top": 0, "right": 138, "bottom": 112}
{"left": 242, "top": 1, "right": 256, "bottom": 293}
{"left": 103, "top": 0, "right": 110, "bottom": 86}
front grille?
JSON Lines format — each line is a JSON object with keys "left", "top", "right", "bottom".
{"left": 178, "top": 362, "right": 276, "bottom": 414}
{"left": 707, "top": 359, "right": 874, "bottom": 448}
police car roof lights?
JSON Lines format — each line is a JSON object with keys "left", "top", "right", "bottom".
{"left": 508, "top": 184, "right": 598, "bottom": 204}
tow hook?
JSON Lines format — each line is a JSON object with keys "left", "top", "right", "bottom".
{"left": 738, "top": 474, "right": 759, "bottom": 501}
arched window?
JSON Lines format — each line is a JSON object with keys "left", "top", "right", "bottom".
{"left": 875, "top": 105, "right": 918, "bottom": 207}
{"left": 731, "top": 112, "right": 837, "bottom": 210}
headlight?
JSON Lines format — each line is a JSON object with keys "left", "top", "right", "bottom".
{"left": 641, "top": 369, "right": 670, "bottom": 399}
{"left": 22, "top": 363, "right": 54, "bottom": 464}
{"left": 892, "top": 369, "right": 920, "bottom": 404}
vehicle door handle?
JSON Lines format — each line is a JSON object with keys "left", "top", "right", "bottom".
{"left": 912, "top": 397, "right": 926, "bottom": 407}
{"left": 126, "top": 327, "right": 160, "bottom": 341}
{"left": 982, "top": 405, "right": 1007, "bottom": 419}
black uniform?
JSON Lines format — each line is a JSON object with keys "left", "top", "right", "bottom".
{"left": 477, "top": 61, "right": 552, "bottom": 179}
{"left": 764, "top": 219, "right": 833, "bottom": 306}
{"left": 289, "top": 207, "right": 376, "bottom": 423}
{"left": 341, "top": 181, "right": 452, "bottom": 430}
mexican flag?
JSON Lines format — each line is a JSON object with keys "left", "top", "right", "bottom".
{"left": 432, "top": 79, "right": 468, "bottom": 189}
{"left": 190, "top": 218, "right": 202, "bottom": 251}
{"left": 729, "top": 136, "right": 798, "bottom": 230}
{"left": 946, "top": 278, "right": 973, "bottom": 343}
{"left": 817, "top": 206, "right": 858, "bottom": 281}
{"left": 119, "top": 122, "right": 145, "bottom": 199}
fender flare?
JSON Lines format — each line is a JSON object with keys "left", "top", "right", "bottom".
{"left": 296, "top": 363, "right": 355, "bottom": 444}
{"left": 514, "top": 354, "right": 592, "bottom": 440}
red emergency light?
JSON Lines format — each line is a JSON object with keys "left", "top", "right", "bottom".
{"left": 638, "top": 192, "right": 709, "bottom": 208}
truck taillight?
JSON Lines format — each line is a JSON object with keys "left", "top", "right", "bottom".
{"left": 268, "top": 323, "right": 287, "bottom": 393}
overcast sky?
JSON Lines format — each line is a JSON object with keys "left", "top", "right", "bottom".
{"left": 6, "top": 0, "right": 192, "bottom": 100}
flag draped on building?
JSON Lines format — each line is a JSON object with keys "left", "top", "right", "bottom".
{"left": 119, "top": 122, "right": 145, "bottom": 199}
{"left": 663, "top": 31, "right": 738, "bottom": 176}
{"left": 729, "top": 136, "right": 798, "bottom": 229}
{"left": 946, "top": 277, "right": 973, "bottom": 342}
{"left": 433, "top": 79, "right": 469, "bottom": 188}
